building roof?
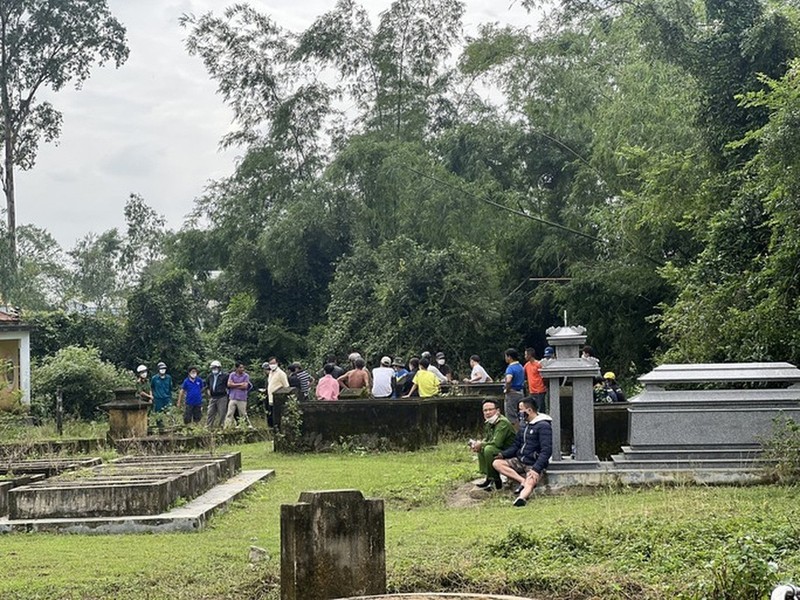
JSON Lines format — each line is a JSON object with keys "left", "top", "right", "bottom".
{"left": 0, "top": 307, "right": 31, "bottom": 332}
{"left": 0, "top": 308, "right": 20, "bottom": 323}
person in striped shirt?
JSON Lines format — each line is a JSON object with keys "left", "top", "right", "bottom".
{"left": 288, "top": 362, "right": 314, "bottom": 401}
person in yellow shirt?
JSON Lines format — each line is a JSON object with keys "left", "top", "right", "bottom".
{"left": 403, "top": 357, "right": 440, "bottom": 398}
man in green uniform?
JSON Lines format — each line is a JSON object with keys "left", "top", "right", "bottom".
{"left": 135, "top": 364, "right": 153, "bottom": 405}
{"left": 471, "top": 398, "right": 515, "bottom": 490}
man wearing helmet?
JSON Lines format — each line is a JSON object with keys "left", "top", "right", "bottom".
{"left": 205, "top": 360, "right": 229, "bottom": 428}
{"left": 603, "top": 372, "right": 627, "bottom": 403}
{"left": 135, "top": 365, "right": 153, "bottom": 405}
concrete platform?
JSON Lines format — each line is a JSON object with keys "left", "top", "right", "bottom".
{"left": 0, "top": 469, "right": 274, "bottom": 534}
{"left": 541, "top": 463, "right": 770, "bottom": 492}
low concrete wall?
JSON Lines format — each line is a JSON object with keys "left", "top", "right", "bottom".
{"left": 275, "top": 393, "right": 629, "bottom": 457}
{"left": 274, "top": 397, "right": 438, "bottom": 451}
{"left": 0, "top": 438, "right": 105, "bottom": 458}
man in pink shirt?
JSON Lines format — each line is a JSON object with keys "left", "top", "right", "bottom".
{"left": 315, "top": 363, "right": 340, "bottom": 401}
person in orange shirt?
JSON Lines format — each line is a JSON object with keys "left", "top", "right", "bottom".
{"left": 524, "top": 348, "right": 547, "bottom": 413}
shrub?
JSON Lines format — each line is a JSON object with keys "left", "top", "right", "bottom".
{"left": 273, "top": 395, "right": 304, "bottom": 452}
{"left": 31, "top": 346, "right": 133, "bottom": 420}
{"left": 761, "top": 416, "right": 800, "bottom": 483}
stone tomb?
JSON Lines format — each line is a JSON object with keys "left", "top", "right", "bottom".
{"left": 614, "top": 362, "right": 800, "bottom": 470}
{"left": 0, "top": 458, "right": 103, "bottom": 517}
{"left": 9, "top": 453, "right": 241, "bottom": 519}
{"left": 1, "top": 452, "right": 274, "bottom": 534}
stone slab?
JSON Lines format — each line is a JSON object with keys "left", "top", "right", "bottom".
{"left": 627, "top": 401, "right": 800, "bottom": 447}
{"left": 0, "top": 469, "right": 273, "bottom": 534}
{"left": 0, "top": 457, "right": 102, "bottom": 477}
{"left": 541, "top": 464, "right": 770, "bottom": 492}
{"left": 639, "top": 362, "right": 800, "bottom": 385}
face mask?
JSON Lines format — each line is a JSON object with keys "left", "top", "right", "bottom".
{"left": 139, "top": 372, "right": 147, "bottom": 379}
{"left": 159, "top": 369, "right": 166, "bottom": 375}
{"left": 519, "top": 411, "right": 528, "bottom": 422}
{"left": 487, "top": 413, "right": 499, "bottom": 425}
{"left": 437, "top": 359, "right": 445, "bottom": 365}
{"left": 269, "top": 364, "right": 278, "bottom": 371}
{"left": 211, "top": 368, "right": 219, "bottom": 374}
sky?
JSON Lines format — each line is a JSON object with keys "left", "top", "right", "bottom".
{"left": 15, "top": 0, "right": 535, "bottom": 248}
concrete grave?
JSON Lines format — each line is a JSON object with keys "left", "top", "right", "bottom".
{"left": 8, "top": 453, "right": 241, "bottom": 519}
{"left": 281, "top": 490, "right": 386, "bottom": 600}
{"left": 614, "top": 362, "right": 800, "bottom": 470}
{"left": 0, "top": 452, "right": 274, "bottom": 534}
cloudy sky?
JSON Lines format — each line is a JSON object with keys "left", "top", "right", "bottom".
{"left": 15, "top": 0, "right": 535, "bottom": 248}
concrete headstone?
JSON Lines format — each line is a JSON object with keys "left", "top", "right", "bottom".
{"left": 281, "top": 490, "right": 386, "bottom": 600}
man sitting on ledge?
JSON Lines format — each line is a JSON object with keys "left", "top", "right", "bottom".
{"left": 492, "top": 397, "right": 553, "bottom": 507}
{"left": 472, "top": 399, "right": 515, "bottom": 491}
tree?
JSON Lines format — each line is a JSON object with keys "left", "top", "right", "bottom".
{"left": 31, "top": 345, "right": 130, "bottom": 419}
{"left": 315, "top": 236, "right": 504, "bottom": 370}
{"left": 0, "top": 0, "right": 128, "bottom": 296}
{"left": 123, "top": 268, "right": 206, "bottom": 375}
{"left": 67, "top": 229, "right": 124, "bottom": 311}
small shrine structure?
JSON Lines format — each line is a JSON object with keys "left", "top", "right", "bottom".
{"left": 539, "top": 325, "right": 601, "bottom": 466}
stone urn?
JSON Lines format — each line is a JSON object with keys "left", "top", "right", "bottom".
{"left": 100, "top": 388, "right": 151, "bottom": 440}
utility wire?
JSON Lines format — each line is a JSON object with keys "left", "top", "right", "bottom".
{"left": 399, "top": 164, "right": 665, "bottom": 267}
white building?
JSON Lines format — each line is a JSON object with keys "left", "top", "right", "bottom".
{"left": 0, "top": 308, "right": 31, "bottom": 406}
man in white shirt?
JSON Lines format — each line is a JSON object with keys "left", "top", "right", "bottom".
{"left": 465, "top": 354, "right": 492, "bottom": 383}
{"left": 264, "top": 356, "right": 290, "bottom": 406}
{"left": 371, "top": 356, "right": 394, "bottom": 398}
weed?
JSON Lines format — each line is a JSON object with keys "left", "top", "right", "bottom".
{"left": 762, "top": 416, "right": 800, "bottom": 483}
{"left": 273, "top": 396, "right": 303, "bottom": 452}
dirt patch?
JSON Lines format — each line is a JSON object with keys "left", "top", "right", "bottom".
{"left": 447, "top": 479, "right": 515, "bottom": 508}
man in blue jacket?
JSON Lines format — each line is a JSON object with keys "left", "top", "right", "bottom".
{"left": 492, "top": 396, "right": 553, "bottom": 507}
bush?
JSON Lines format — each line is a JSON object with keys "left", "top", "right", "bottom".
{"left": 31, "top": 346, "right": 133, "bottom": 420}
{"left": 273, "top": 395, "right": 304, "bottom": 452}
{"left": 761, "top": 416, "right": 800, "bottom": 483}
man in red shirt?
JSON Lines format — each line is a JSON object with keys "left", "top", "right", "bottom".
{"left": 524, "top": 348, "right": 547, "bottom": 413}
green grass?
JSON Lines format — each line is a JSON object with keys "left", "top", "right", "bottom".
{"left": 0, "top": 441, "right": 798, "bottom": 599}
{"left": 0, "top": 417, "right": 108, "bottom": 442}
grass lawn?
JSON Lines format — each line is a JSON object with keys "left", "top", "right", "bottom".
{"left": 0, "top": 441, "right": 798, "bottom": 599}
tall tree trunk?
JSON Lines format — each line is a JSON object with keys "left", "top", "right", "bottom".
{"left": 1, "top": 6, "right": 17, "bottom": 298}
{"left": 4, "top": 119, "right": 15, "bottom": 275}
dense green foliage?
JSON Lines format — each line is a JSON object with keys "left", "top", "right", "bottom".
{"left": 5, "top": 0, "right": 800, "bottom": 389}
{"left": 0, "top": 440, "right": 797, "bottom": 599}
{"left": 30, "top": 346, "right": 132, "bottom": 419}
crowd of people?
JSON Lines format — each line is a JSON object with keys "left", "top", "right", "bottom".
{"left": 130, "top": 344, "right": 623, "bottom": 507}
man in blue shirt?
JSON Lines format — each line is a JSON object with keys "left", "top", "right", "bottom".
{"left": 503, "top": 348, "right": 525, "bottom": 430}
{"left": 178, "top": 366, "right": 204, "bottom": 425}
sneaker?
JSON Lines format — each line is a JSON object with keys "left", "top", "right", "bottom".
{"left": 493, "top": 478, "right": 503, "bottom": 490}
{"left": 513, "top": 483, "right": 524, "bottom": 495}
{"left": 513, "top": 497, "right": 527, "bottom": 507}
{"left": 475, "top": 478, "right": 492, "bottom": 488}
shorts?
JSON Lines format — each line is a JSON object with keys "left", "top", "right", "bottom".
{"left": 506, "top": 457, "right": 537, "bottom": 477}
